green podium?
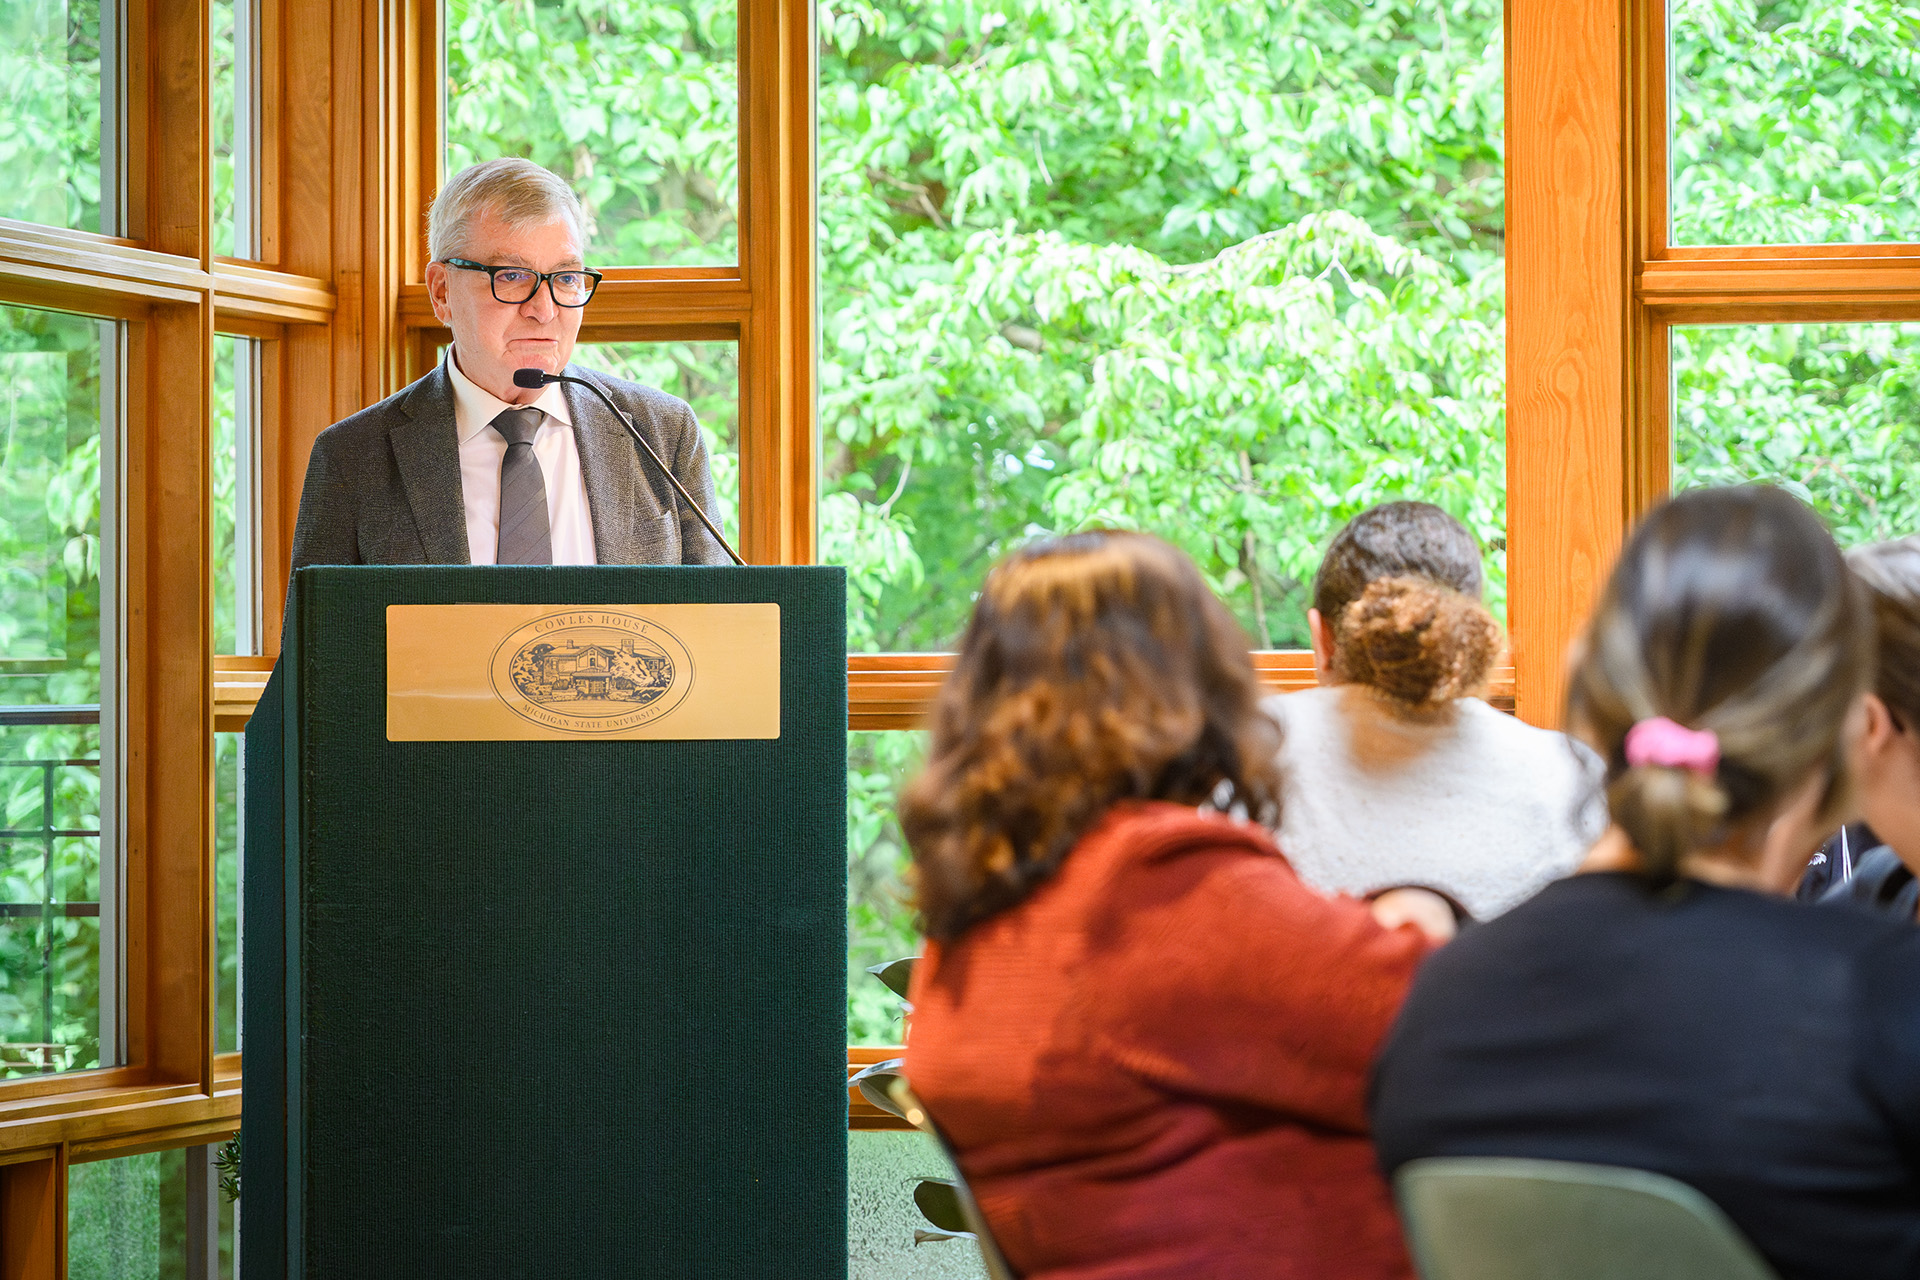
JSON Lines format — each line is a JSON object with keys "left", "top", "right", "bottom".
{"left": 243, "top": 566, "right": 848, "bottom": 1278}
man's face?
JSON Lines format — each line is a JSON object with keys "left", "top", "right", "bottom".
{"left": 426, "top": 210, "right": 586, "bottom": 403}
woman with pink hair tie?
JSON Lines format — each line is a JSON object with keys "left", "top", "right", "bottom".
{"left": 1370, "top": 485, "right": 1920, "bottom": 1280}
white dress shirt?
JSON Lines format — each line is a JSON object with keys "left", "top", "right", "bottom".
{"left": 446, "top": 349, "right": 598, "bottom": 565}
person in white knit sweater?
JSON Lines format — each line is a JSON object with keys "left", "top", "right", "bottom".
{"left": 1264, "top": 502, "right": 1603, "bottom": 919}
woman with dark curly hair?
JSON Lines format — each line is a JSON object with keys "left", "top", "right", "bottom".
{"left": 1267, "top": 501, "right": 1600, "bottom": 919}
{"left": 901, "top": 530, "right": 1445, "bottom": 1280}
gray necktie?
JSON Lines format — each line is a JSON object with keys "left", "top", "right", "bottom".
{"left": 493, "top": 407, "right": 552, "bottom": 565}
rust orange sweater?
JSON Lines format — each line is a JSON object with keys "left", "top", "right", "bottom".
{"left": 905, "top": 801, "right": 1431, "bottom": 1280}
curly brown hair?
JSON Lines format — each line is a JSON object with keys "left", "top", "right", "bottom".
{"left": 902, "top": 531, "right": 1284, "bottom": 942}
{"left": 1315, "top": 502, "right": 1500, "bottom": 709}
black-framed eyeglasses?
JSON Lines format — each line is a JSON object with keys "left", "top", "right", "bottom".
{"left": 441, "top": 257, "right": 604, "bottom": 307}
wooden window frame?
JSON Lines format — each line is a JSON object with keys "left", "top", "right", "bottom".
{"left": 1508, "top": 0, "right": 1920, "bottom": 727}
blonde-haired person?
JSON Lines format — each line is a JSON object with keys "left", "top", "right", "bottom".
{"left": 903, "top": 531, "right": 1451, "bottom": 1280}
{"left": 1817, "top": 536, "right": 1920, "bottom": 920}
{"left": 1371, "top": 486, "right": 1920, "bottom": 1280}
{"left": 1265, "top": 501, "right": 1600, "bottom": 919}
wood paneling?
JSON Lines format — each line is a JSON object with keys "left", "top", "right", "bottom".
{"left": 0, "top": 1151, "right": 63, "bottom": 1279}
{"left": 1504, "top": 0, "right": 1631, "bottom": 727}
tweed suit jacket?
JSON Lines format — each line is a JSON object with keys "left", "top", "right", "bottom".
{"left": 287, "top": 362, "right": 732, "bottom": 575}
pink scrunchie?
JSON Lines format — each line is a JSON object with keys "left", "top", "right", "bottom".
{"left": 1624, "top": 717, "right": 1720, "bottom": 776}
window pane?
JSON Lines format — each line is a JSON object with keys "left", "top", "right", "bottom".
{"left": 0, "top": 0, "right": 106, "bottom": 231}
{"left": 0, "top": 729, "right": 100, "bottom": 1073}
{"left": 1670, "top": 0, "right": 1920, "bottom": 245}
{"left": 444, "top": 0, "right": 740, "bottom": 267}
{"left": 0, "top": 306, "right": 103, "bottom": 707}
{"left": 0, "top": 305, "right": 107, "bottom": 1076}
{"left": 215, "top": 732, "right": 239, "bottom": 1054}
{"left": 212, "top": 0, "right": 237, "bottom": 256}
{"left": 821, "top": 0, "right": 1508, "bottom": 652}
{"left": 571, "top": 340, "right": 739, "bottom": 548}
{"left": 213, "top": 336, "right": 238, "bottom": 655}
{"left": 1672, "top": 323, "right": 1920, "bottom": 543}
{"left": 67, "top": 1148, "right": 186, "bottom": 1280}
{"left": 848, "top": 729, "right": 922, "bottom": 1046}
{"left": 212, "top": 335, "right": 257, "bottom": 655}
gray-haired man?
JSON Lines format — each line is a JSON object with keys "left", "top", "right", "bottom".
{"left": 288, "top": 158, "right": 731, "bottom": 577}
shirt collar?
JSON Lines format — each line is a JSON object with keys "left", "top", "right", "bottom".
{"left": 445, "top": 347, "right": 574, "bottom": 444}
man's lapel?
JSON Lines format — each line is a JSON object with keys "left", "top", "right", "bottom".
{"left": 387, "top": 365, "right": 473, "bottom": 564}
{"left": 565, "top": 368, "right": 663, "bottom": 565}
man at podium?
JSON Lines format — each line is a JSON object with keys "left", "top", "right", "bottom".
{"left": 288, "top": 157, "right": 732, "bottom": 574}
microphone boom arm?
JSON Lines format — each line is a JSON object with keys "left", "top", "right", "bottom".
{"left": 515, "top": 367, "right": 745, "bottom": 566}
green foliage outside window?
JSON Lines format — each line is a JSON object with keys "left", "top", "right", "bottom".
{"left": 0, "top": 0, "right": 104, "bottom": 232}
{"left": 1671, "top": 0, "right": 1920, "bottom": 245}
{"left": 1674, "top": 323, "right": 1920, "bottom": 545}
{"left": 443, "top": 0, "right": 1920, "bottom": 1039}
{"left": 0, "top": 307, "right": 105, "bottom": 1073}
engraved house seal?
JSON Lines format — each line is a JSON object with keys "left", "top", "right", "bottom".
{"left": 489, "top": 610, "right": 696, "bottom": 734}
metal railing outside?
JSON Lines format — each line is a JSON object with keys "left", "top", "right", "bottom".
{"left": 0, "top": 704, "right": 101, "bottom": 1073}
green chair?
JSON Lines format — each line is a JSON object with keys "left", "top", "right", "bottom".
{"left": 1395, "top": 1157, "right": 1781, "bottom": 1280}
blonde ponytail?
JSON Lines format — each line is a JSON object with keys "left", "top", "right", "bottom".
{"left": 1567, "top": 486, "right": 1871, "bottom": 889}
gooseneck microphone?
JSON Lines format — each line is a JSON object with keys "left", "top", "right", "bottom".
{"left": 513, "top": 367, "right": 745, "bottom": 566}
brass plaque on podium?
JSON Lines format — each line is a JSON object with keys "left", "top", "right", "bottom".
{"left": 386, "top": 603, "right": 781, "bottom": 741}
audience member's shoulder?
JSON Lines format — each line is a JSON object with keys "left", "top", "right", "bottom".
{"left": 1458, "top": 699, "right": 1601, "bottom": 780}
{"left": 1261, "top": 685, "right": 1338, "bottom": 740}
{"left": 1105, "top": 801, "right": 1276, "bottom": 861}
{"left": 1852, "top": 916, "right": 1920, "bottom": 1077}
{"left": 1820, "top": 846, "right": 1919, "bottom": 922}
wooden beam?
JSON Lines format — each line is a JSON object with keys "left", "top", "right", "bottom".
{"left": 213, "top": 260, "right": 335, "bottom": 325}
{"left": 136, "top": 0, "right": 218, "bottom": 1095}
{"left": 0, "top": 1149, "right": 64, "bottom": 1279}
{"left": 1504, "top": 0, "right": 1632, "bottom": 727}
{"left": 0, "top": 221, "right": 209, "bottom": 304}
{"left": 737, "top": 0, "right": 818, "bottom": 565}
{"left": 397, "top": 278, "right": 754, "bottom": 329}
{"left": 1638, "top": 256, "right": 1920, "bottom": 311}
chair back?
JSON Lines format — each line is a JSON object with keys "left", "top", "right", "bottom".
{"left": 1395, "top": 1157, "right": 1780, "bottom": 1280}
{"left": 888, "top": 1078, "right": 1023, "bottom": 1280}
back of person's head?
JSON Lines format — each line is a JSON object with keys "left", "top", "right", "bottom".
{"left": 1314, "top": 501, "right": 1500, "bottom": 709}
{"left": 427, "top": 158, "right": 590, "bottom": 262}
{"left": 902, "top": 530, "right": 1282, "bottom": 942}
{"left": 1847, "top": 537, "right": 1920, "bottom": 727}
{"left": 1568, "top": 485, "right": 1872, "bottom": 887}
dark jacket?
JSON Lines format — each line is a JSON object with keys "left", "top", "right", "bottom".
{"left": 1372, "top": 872, "right": 1920, "bottom": 1280}
{"left": 1821, "top": 845, "right": 1920, "bottom": 922}
{"left": 287, "top": 362, "right": 731, "bottom": 577}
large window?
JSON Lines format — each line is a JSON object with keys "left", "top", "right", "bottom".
{"left": 819, "top": 0, "right": 1508, "bottom": 653}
